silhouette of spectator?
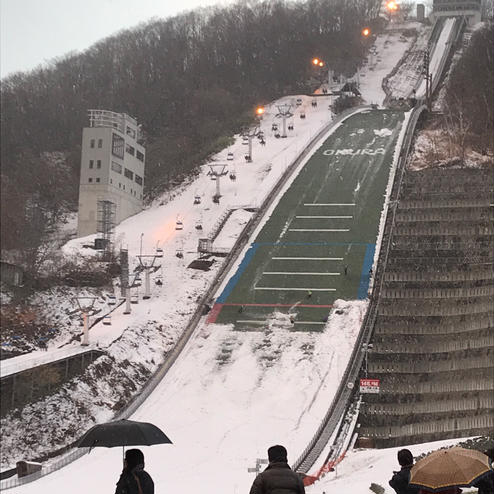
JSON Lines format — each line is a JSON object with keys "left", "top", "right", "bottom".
{"left": 472, "top": 448, "right": 494, "bottom": 494}
{"left": 115, "top": 448, "right": 154, "bottom": 494}
{"left": 249, "top": 445, "right": 305, "bottom": 494}
{"left": 389, "top": 449, "right": 420, "bottom": 494}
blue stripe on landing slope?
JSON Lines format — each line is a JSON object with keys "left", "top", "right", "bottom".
{"left": 357, "top": 244, "right": 375, "bottom": 300}
{"left": 216, "top": 243, "right": 260, "bottom": 303}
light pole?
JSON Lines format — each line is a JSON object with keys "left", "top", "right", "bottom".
{"left": 362, "top": 343, "right": 374, "bottom": 377}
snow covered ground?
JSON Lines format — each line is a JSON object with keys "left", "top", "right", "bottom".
{"left": 1, "top": 20, "right": 468, "bottom": 494}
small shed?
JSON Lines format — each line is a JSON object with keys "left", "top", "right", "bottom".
{"left": 0, "top": 261, "right": 24, "bottom": 287}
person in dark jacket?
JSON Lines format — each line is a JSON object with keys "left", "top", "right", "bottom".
{"left": 389, "top": 449, "right": 420, "bottom": 494}
{"left": 472, "top": 448, "right": 494, "bottom": 494}
{"left": 249, "top": 445, "right": 305, "bottom": 494}
{"left": 115, "top": 448, "right": 154, "bottom": 494}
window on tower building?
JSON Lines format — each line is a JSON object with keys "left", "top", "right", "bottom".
{"left": 96, "top": 177, "right": 100, "bottom": 183}
{"left": 88, "top": 177, "right": 93, "bottom": 183}
{"left": 98, "top": 139, "right": 103, "bottom": 148}
{"left": 125, "top": 143, "right": 135, "bottom": 156}
{"left": 97, "top": 160, "right": 101, "bottom": 169}
{"left": 111, "top": 133, "right": 125, "bottom": 159}
{"left": 135, "top": 174, "right": 143, "bottom": 186}
{"left": 111, "top": 161, "right": 122, "bottom": 174}
{"left": 90, "top": 139, "right": 95, "bottom": 148}
{"left": 124, "top": 168, "right": 134, "bottom": 180}
{"left": 89, "top": 160, "right": 94, "bottom": 169}
{"left": 136, "top": 150, "right": 144, "bottom": 162}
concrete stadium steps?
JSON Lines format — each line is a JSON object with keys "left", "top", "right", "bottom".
{"left": 373, "top": 327, "right": 492, "bottom": 345}
{"left": 393, "top": 222, "right": 493, "bottom": 235}
{"left": 370, "top": 371, "right": 493, "bottom": 394}
{"left": 378, "top": 296, "right": 492, "bottom": 315}
{"left": 356, "top": 165, "right": 494, "bottom": 447}
{"left": 358, "top": 413, "right": 494, "bottom": 445}
{"left": 375, "top": 313, "right": 493, "bottom": 335}
{"left": 362, "top": 393, "right": 494, "bottom": 416}
{"left": 368, "top": 354, "right": 493, "bottom": 374}
{"left": 384, "top": 265, "right": 493, "bottom": 282}
{"left": 380, "top": 285, "right": 494, "bottom": 299}
{"left": 370, "top": 336, "right": 493, "bottom": 355}
{"left": 398, "top": 195, "right": 492, "bottom": 209}
{"left": 388, "top": 248, "right": 493, "bottom": 260}
{"left": 395, "top": 206, "right": 494, "bottom": 223}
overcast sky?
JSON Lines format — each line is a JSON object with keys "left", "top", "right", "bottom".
{"left": 0, "top": 0, "right": 232, "bottom": 78}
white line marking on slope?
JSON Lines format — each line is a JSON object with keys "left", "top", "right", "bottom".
{"left": 289, "top": 229, "right": 350, "bottom": 232}
{"left": 304, "top": 203, "right": 355, "bottom": 206}
{"left": 254, "top": 287, "right": 336, "bottom": 291}
{"left": 272, "top": 257, "right": 343, "bottom": 260}
{"left": 295, "top": 215, "right": 353, "bottom": 219}
{"left": 263, "top": 272, "right": 340, "bottom": 276}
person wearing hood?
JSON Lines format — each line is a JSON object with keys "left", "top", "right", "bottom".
{"left": 389, "top": 449, "right": 420, "bottom": 494}
{"left": 249, "top": 444, "right": 305, "bottom": 494}
{"left": 115, "top": 448, "right": 154, "bottom": 494}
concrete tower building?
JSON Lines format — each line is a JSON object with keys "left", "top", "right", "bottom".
{"left": 77, "top": 110, "right": 145, "bottom": 237}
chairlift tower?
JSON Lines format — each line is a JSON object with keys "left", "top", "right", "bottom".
{"left": 137, "top": 255, "right": 158, "bottom": 299}
{"left": 276, "top": 104, "right": 294, "bottom": 138}
{"left": 242, "top": 126, "right": 260, "bottom": 162}
{"left": 208, "top": 163, "right": 228, "bottom": 202}
{"left": 75, "top": 296, "right": 98, "bottom": 346}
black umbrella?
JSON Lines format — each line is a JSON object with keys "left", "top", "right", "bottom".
{"left": 78, "top": 419, "right": 172, "bottom": 457}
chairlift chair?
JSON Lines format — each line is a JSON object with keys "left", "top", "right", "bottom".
{"left": 194, "top": 195, "right": 201, "bottom": 204}
{"left": 155, "top": 247, "right": 164, "bottom": 258}
{"left": 175, "top": 220, "right": 184, "bottom": 230}
{"left": 130, "top": 295, "right": 138, "bottom": 304}
{"left": 296, "top": 98, "right": 302, "bottom": 106}
{"left": 213, "top": 194, "right": 220, "bottom": 204}
{"left": 300, "top": 112, "right": 306, "bottom": 119}
{"left": 227, "top": 152, "right": 234, "bottom": 161}
{"left": 229, "top": 171, "right": 236, "bottom": 181}
{"left": 103, "top": 315, "right": 111, "bottom": 325}
{"left": 311, "top": 99, "right": 317, "bottom": 107}
{"left": 108, "top": 295, "right": 117, "bottom": 305}
{"left": 288, "top": 123, "right": 294, "bottom": 131}
{"left": 176, "top": 249, "right": 184, "bottom": 259}
{"left": 271, "top": 123, "right": 278, "bottom": 131}
{"left": 244, "top": 155, "right": 252, "bottom": 163}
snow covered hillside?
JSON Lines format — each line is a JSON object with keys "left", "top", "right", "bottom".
{"left": 1, "top": 21, "right": 456, "bottom": 494}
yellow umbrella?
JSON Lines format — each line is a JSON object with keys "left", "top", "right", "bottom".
{"left": 410, "top": 447, "right": 493, "bottom": 491}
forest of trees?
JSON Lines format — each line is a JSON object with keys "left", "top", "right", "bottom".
{"left": 0, "top": 0, "right": 382, "bottom": 256}
{"left": 444, "top": 22, "right": 494, "bottom": 152}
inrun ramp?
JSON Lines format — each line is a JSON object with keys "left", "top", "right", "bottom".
{"left": 209, "top": 110, "right": 405, "bottom": 331}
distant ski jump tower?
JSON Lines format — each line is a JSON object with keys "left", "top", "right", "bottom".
{"left": 77, "top": 110, "right": 146, "bottom": 238}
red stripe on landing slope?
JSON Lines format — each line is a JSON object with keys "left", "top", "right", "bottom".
{"left": 222, "top": 303, "right": 333, "bottom": 308}
{"left": 206, "top": 303, "right": 223, "bottom": 324}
